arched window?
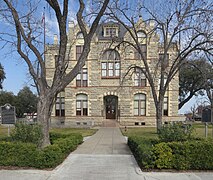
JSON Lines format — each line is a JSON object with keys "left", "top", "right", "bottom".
{"left": 76, "top": 32, "right": 83, "bottom": 39}
{"left": 76, "top": 94, "right": 88, "bottom": 116}
{"left": 134, "top": 93, "right": 146, "bottom": 116}
{"left": 101, "top": 49, "right": 120, "bottom": 78}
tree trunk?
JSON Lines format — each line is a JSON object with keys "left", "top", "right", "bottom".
{"left": 156, "top": 102, "right": 163, "bottom": 132}
{"left": 37, "top": 93, "right": 54, "bottom": 148}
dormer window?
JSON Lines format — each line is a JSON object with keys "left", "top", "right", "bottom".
{"left": 76, "top": 32, "right": 83, "bottom": 39}
{"left": 106, "top": 27, "right": 116, "bottom": 36}
{"left": 104, "top": 26, "right": 118, "bottom": 37}
{"left": 137, "top": 31, "right": 146, "bottom": 39}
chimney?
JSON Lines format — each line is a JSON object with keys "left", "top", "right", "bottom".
{"left": 53, "top": 34, "right": 58, "bottom": 45}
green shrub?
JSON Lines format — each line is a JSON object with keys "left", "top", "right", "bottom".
{"left": 34, "top": 144, "right": 63, "bottom": 168}
{"left": 158, "top": 122, "right": 194, "bottom": 142}
{"left": 153, "top": 142, "right": 173, "bottom": 169}
{"left": 0, "top": 132, "right": 83, "bottom": 168}
{"left": 11, "top": 122, "right": 43, "bottom": 147}
{"left": 128, "top": 135, "right": 213, "bottom": 170}
{"left": 49, "top": 132, "right": 69, "bottom": 142}
{"left": 50, "top": 132, "right": 83, "bottom": 151}
{"left": 0, "top": 141, "right": 37, "bottom": 167}
{"left": 137, "top": 143, "right": 155, "bottom": 169}
{"left": 167, "top": 141, "right": 190, "bottom": 170}
{"left": 168, "top": 140, "right": 213, "bottom": 170}
{"left": 128, "top": 136, "right": 158, "bottom": 169}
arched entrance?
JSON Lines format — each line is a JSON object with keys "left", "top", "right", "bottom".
{"left": 104, "top": 95, "right": 118, "bottom": 119}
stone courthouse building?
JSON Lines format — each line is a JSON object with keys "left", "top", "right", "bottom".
{"left": 45, "top": 18, "right": 180, "bottom": 127}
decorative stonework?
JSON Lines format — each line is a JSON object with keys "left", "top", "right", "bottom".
{"left": 46, "top": 20, "right": 181, "bottom": 127}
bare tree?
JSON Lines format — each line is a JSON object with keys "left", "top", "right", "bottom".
{"left": 1, "top": 0, "right": 109, "bottom": 147}
{"left": 107, "top": 0, "right": 213, "bottom": 131}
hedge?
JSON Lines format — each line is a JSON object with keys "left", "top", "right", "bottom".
{"left": 0, "top": 142, "right": 38, "bottom": 167}
{"left": 168, "top": 141, "right": 213, "bottom": 170}
{"left": 128, "top": 136, "right": 213, "bottom": 170}
{"left": 0, "top": 133, "right": 83, "bottom": 168}
{"left": 128, "top": 136, "right": 159, "bottom": 169}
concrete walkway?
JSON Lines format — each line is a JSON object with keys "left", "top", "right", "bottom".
{"left": 48, "top": 127, "right": 143, "bottom": 180}
{"left": 0, "top": 127, "right": 213, "bottom": 180}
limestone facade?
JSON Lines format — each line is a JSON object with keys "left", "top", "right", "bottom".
{"left": 45, "top": 19, "right": 182, "bottom": 127}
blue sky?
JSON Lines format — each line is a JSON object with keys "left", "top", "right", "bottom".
{"left": 0, "top": 0, "right": 200, "bottom": 114}
{"left": 0, "top": 0, "right": 70, "bottom": 94}
{"left": 1, "top": 55, "right": 28, "bottom": 94}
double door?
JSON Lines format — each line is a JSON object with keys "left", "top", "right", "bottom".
{"left": 105, "top": 95, "right": 117, "bottom": 119}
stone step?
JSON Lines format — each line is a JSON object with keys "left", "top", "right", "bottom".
{"left": 102, "top": 119, "right": 118, "bottom": 127}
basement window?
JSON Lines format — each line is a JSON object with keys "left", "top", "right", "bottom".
{"left": 135, "top": 122, "right": 139, "bottom": 126}
{"left": 141, "top": 122, "right": 146, "bottom": 126}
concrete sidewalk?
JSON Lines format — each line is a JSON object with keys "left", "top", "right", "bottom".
{"left": 0, "top": 127, "right": 213, "bottom": 180}
{"left": 48, "top": 127, "right": 143, "bottom": 180}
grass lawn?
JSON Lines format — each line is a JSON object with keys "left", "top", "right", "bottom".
{"left": 50, "top": 127, "right": 97, "bottom": 137}
{"left": 0, "top": 125, "right": 97, "bottom": 139}
{"left": 193, "top": 123, "right": 213, "bottom": 139}
{"left": 121, "top": 122, "right": 213, "bottom": 139}
{"left": 0, "top": 125, "right": 10, "bottom": 139}
{"left": 121, "top": 127, "right": 158, "bottom": 139}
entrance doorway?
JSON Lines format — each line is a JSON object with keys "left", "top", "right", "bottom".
{"left": 104, "top": 95, "right": 118, "bottom": 119}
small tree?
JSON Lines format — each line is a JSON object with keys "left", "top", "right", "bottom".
{"left": 11, "top": 122, "right": 43, "bottom": 147}
{"left": 15, "top": 86, "right": 38, "bottom": 118}
{"left": 158, "top": 122, "right": 194, "bottom": 142}
{"left": 0, "top": 91, "right": 16, "bottom": 106}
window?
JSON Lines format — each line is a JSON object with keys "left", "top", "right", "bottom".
{"left": 76, "top": 32, "right": 83, "bottom": 39}
{"left": 76, "top": 45, "right": 83, "bottom": 60}
{"left": 134, "top": 44, "right": 147, "bottom": 60}
{"left": 137, "top": 31, "right": 146, "bottom": 39}
{"left": 134, "top": 68, "right": 146, "bottom": 87}
{"left": 134, "top": 93, "right": 146, "bottom": 116}
{"left": 76, "top": 94, "right": 88, "bottom": 116}
{"left": 135, "top": 31, "right": 147, "bottom": 60}
{"left": 55, "top": 92, "right": 65, "bottom": 117}
{"left": 101, "top": 49, "right": 120, "bottom": 78}
{"left": 159, "top": 53, "right": 169, "bottom": 67}
{"left": 163, "top": 96, "right": 168, "bottom": 116}
{"left": 76, "top": 68, "right": 88, "bottom": 87}
{"left": 105, "top": 27, "right": 117, "bottom": 37}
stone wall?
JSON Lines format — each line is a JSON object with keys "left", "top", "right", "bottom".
{"left": 46, "top": 19, "right": 180, "bottom": 128}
